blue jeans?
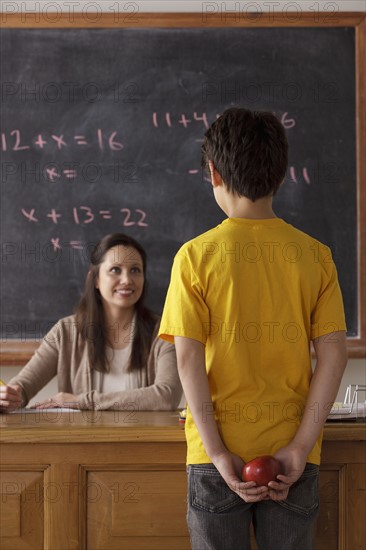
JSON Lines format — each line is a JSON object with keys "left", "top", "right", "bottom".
{"left": 187, "top": 463, "right": 319, "bottom": 550}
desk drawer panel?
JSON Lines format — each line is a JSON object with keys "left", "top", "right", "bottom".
{"left": 86, "top": 469, "right": 190, "bottom": 549}
{"left": 0, "top": 469, "right": 45, "bottom": 550}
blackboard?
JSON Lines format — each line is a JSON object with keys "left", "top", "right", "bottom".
{"left": 1, "top": 15, "right": 365, "bottom": 359}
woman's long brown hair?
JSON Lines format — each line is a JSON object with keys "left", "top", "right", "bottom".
{"left": 75, "top": 233, "right": 157, "bottom": 372}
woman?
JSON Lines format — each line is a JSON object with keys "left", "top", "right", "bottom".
{"left": 0, "top": 233, "right": 182, "bottom": 411}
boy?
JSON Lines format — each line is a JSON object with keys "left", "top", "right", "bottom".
{"left": 159, "top": 107, "right": 347, "bottom": 550}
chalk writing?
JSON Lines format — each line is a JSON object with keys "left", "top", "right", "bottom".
{"left": 49, "top": 239, "right": 95, "bottom": 252}
{"left": 21, "top": 206, "right": 148, "bottom": 228}
{"left": 47, "top": 209, "right": 61, "bottom": 224}
{"left": 188, "top": 166, "right": 311, "bottom": 184}
{"left": 45, "top": 166, "right": 79, "bottom": 181}
{"left": 51, "top": 238, "right": 61, "bottom": 251}
{"left": 152, "top": 111, "right": 295, "bottom": 130}
{"left": 21, "top": 208, "right": 38, "bottom": 222}
{"left": 2, "top": 161, "right": 138, "bottom": 185}
{"left": 153, "top": 112, "right": 209, "bottom": 129}
{"left": 289, "top": 167, "right": 311, "bottom": 184}
{"left": 1, "top": 130, "right": 124, "bottom": 152}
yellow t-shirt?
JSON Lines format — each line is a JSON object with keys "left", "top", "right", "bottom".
{"left": 159, "top": 217, "right": 347, "bottom": 465}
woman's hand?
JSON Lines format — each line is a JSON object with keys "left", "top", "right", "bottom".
{"left": 0, "top": 384, "right": 23, "bottom": 412}
{"left": 33, "top": 392, "right": 79, "bottom": 409}
{"left": 212, "top": 449, "right": 269, "bottom": 503}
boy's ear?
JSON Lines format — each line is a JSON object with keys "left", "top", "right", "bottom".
{"left": 208, "top": 161, "right": 223, "bottom": 188}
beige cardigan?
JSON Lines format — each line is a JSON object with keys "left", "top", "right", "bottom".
{"left": 10, "top": 315, "right": 182, "bottom": 411}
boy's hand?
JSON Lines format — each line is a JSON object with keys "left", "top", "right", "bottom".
{"left": 267, "top": 443, "right": 308, "bottom": 501}
{"left": 212, "top": 449, "right": 269, "bottom": 503}
{"left": 267, "top": 331, "right": 347, "bottom": 502}
{"left": 0, "top": 384, "right": 23, "bottom": 412}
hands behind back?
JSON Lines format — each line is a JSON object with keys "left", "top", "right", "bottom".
{"left": 211, "top": 449, "right": 269, "bottom": 503}
{"left": 212, "top": 444, "right": 308, "bottom": 504}
{"left": 267, "top": 442, "right": 308, "bottom": 501}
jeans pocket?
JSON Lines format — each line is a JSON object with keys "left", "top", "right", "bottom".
{"left": 188, "top": 464, "right": 243, "bottom": 513}
{"left": 278, "top": 463, "right": 320, "bottom": 518}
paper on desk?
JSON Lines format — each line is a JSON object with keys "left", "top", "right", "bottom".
{"left": 9, "top": 407, "right": 81, "bottom": 413}
{"left": 328, "top": 402, "right": 366, "bottom": 419}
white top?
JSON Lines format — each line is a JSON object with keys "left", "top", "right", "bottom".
{"left": 93, "top": 315, "right": 142, "bottom": 392}
{"left": 93, "top": 344, "right": 142, "bottom": 392}
{"left": 104, "top": 346, "right": 141, "bottom": 392}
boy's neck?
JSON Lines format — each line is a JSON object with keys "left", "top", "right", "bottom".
{"left": 224, "top": 195, "right": 277, "bottom": 220}
{"left": 209, "top": 165, "right": 278, "bottom": 220}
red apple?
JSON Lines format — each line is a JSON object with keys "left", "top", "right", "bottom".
{"left": 242, "top": 455, "right": 282, "bottom": 486}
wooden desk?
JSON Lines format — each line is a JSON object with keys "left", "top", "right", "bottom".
{"left": 0, "top": 412, "right": 365, "bottom": 550}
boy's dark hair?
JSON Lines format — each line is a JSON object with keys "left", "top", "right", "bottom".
{"left": 201, "top": 107, "right": 288, "bottom": 201}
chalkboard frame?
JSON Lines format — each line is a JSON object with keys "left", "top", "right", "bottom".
{"left": 0, "top": 12, "right": 365, "bottom": 364}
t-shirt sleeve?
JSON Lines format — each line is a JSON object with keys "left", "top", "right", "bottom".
{"left": 310, "top": 248, "right": 347, "bottom": 340}
{"left": 159, "top": 249, "right": 209, "bottom": 344}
